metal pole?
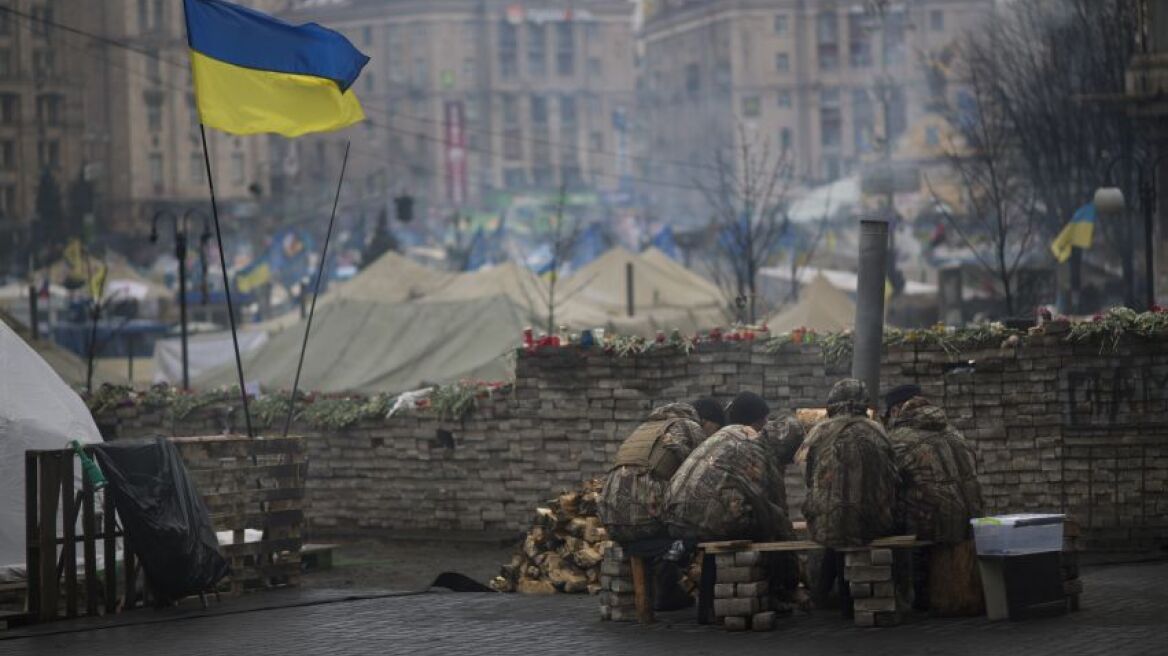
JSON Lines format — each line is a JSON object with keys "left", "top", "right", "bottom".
{"left": 199, "top": 124, "right": 254, "bottom": 437}
{"left": 28, "top": 284, "right": 38, "bottom": 340}
{"left": 177, "top": 231, "right": 189, "bottom": 389}
{"left": 625, "top": 261, "right": 634, "bottom": 317}
{"left": 853, "top": 220, "right": 889, "bottom": 409}
{"left": 1144, "top": 179, "right": 1155, "bottom": 311}
{"left": 282, "top": 140, "right": 350, "bottom": 438}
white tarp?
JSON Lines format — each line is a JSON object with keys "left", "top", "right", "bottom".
{"left": 788, "top": 175, "right": 862, "bottom": 224}
{"left": 0, "top": 318, "right": 101, "bottom": 570}
{"left": 152, "top": 329, "right": 269, "bottom": 385}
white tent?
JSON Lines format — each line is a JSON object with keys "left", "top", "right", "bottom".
{"left": 0, "top": 317, "right": 102, "bottom": 572}
{"left": 152, "top": 329, "right": 269, "bottom": 385}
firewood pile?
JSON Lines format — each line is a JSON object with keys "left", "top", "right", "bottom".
{"left": 489, "top": 480, "right": 612, "bottom": 594}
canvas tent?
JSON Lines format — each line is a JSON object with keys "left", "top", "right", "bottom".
{"left": 1, "top": 317, "right": 102, "bottom": 574}
{"left": 0, "top": 308, "right": 128, "bottom": 388}
{"left": 555, "top": 247, "right": 728, "bottom": 335}
{"left": 195, "top": 295, "right": 526, "bottom": 394}
{"left": 152, "top": 329, "right": 269, "bottom": 385}
{"left": 764, "top": 275, "right": 856, "bottom": 334}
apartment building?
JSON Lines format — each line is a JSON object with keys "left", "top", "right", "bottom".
{"left": 0, "top": 0, "right": 88, "bottom": 267}
{"left": 637, "top": 0, "right": 992, "bottom": 220}
{"left": 279, "top": 0, "right": 637, "bottom": 220}
{"left": 80, "top": 0, "right": 283, "bottom": 237}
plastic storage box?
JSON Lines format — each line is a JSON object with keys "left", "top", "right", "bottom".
{"left": 970, "top": 514, "right": 1065, "bottom": 555}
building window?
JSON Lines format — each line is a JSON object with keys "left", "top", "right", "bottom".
{"left": 852, "top": 89, "right": 874, "bottom": 152}
{"left": 883, "top": 11, "right": 907, "bottom": 68}
{"left": 146, "top": 100, "right": 162, "bottom": 132}
{"left": 560, "top": 95, "right": 577, "bottom": 132}
{"left": 499, "top": 20, "right": 518, "bottom": 78}
{"left": 463, "top": 58, "right": 476, "bottom": 83}
{"left": 503, "top": 94, "right": 522, "bottom": 160}
{"left": 148, "top": 152, "right": 163, "bottom": 187}
{"left": 528, "top": 23, "right": 547, "bottom": 77}
{"left": 742, "top": 96, "right": 761, "bottom": 118}
{"left": 777, "top": 89, "right": 792, "bottom": 108}
{"left": 138, "top": 0, "right": 149, "bottom": 32}
{"left": 531, "top": 95, "right": 548, "bottom": 125}
{"left": 686, "top": 63, "right": 701, "bottom": 94}
{"left": 190, "top": 153, "right": 204, "bottom": 184}
{"left": 36, "top": 94, "right": 62, "bottom": 126}
{"left": 33, "top": 50, "right": 54, "bottom": 77}
{"left": 0, "top": 185, "right": 14, "bottom": 215}
{"left": 775, "top": 53, "right": 790, "bottom": 73}
{"left": 37, "top": 140, "right": 59, "bottom": 169}
{"left": 820, "top": 87, "right": 840, "bottom": 107}
{"left": 153, "top": 0, "right": 164, "bottom": 29}
{"left": 0, "top": 94, "right": 18, "bottom": 125}
{"left": 589, "top": 131, "right": 603, "bottom": 152}
{"left": 532, "top": 165, "right": 553, "bottom": 187}
{"left": 30, "top": 5, "right": 52, "bottom": 37}
{"left": 145, "top": 49, "right": 160, "bottom": 81}
{"left": 230, "top": 153, "right": 245, "bottom": 185}
{"left": 0, "top": 140, "right": 12, "bottom": 169}
{"left": 930, "top": 10, "right": 945, "bottom": 32}
{"left": 0, "top": 49, "right": 11, "bottom": 78}
{"left": 413, "top": 57, "right": 428, "bottom": 87}
{"left": 588, "top": 57, "right": 602, "bottom": 76}
{"left": 849, "top": 14, "right": 873, "bottom": 68}
{"left": 824, "top": 156, "right": 841, "bottom": 180}
{"left": 780, "top": 127, "right": 793, "bottom": 152}
{"left": 820, "top": 107, "right": 841, "bottom": 148}
{"left": 774, "top": 14, "right": 788, "bottom": 35}
{"left": 504, "top": 168, "right": 526, "bottom": 189}
{"left": 555, "top": 22, "right": 575, "bottom": 76}
{"left": 0, "top": 9, "right": 9, "bottom": 35}
{"left": 817, "top": 11, "right": 839, "bottom": 71}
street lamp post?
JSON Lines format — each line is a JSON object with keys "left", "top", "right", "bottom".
{"left": 1096, "top": 152, "right": 1168, "bottom": 311}
{"left": 151, "top": 209, "right": 212, "bottom": 389}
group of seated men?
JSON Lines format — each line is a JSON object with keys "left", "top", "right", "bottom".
{"left": 597, "top": 378, "right": 985, "bottom": 616}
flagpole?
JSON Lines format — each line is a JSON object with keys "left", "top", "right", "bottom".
{"left": 199, "top": 124, "right": 255, "bottom": 438}
{"left": 282, "top": 140, "right": 350, "bottom": 438}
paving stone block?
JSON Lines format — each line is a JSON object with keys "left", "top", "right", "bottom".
{"left": 844, "top": 551, "right": 871, "bottom": 566}
{"left": 723, "top": 616, "right": 748, "bottom": 631}
{"left": 849, "top": 582, "right": 872, "bottom": 599}
{"left": 600, "top": 560, "right": 631, "bottom": 577}
{"left": 714, "top": 583, "right": 736, "bottom": 598}
{"left": 873, "top": 582, "right": 895, "bottom": 598}
{"left": 869, "top": 548, "right": 894, "bottom": 565}
{"left": 734, "top": 551, "right": 763, "bottom": 566}
{"left": 846, "top": 565, "right": 892, "bottom": 582}
{"left": 714, "top": 597, "right": 759, "bottom": 617}
{"left": 854, "top": 610, "right": 875, "bottom": 627}
{"left": 854, "top": 596, "right": 897, "bottom": 612}
{"left": 717, "top": 566, "right": 766, "bottom": 583}
{"left": 736, "top": 580, "right": 769, "bottom": 598}
{"left": 608, "top": 607, "right": 638, "bottom": 622}
{"left": 751, "top": 611, "right": 776, "bottom": 631}
{"left": 714, "top": 553, "right": 737, "bottom": 569}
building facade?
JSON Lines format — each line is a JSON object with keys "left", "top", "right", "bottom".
{"left": 0, "top": 0, "right": 90, "bottom": 270}
{"left": 636, "top": 0, "right": 992, "bottom": 221}
{"left": 81, "top": 0, "right": 282, "bottom": 241}
{"left": 278, "top": 0, "right": 637, "bottom": 221}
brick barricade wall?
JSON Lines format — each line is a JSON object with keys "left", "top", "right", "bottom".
{"left": 93, "top": 339, "right": 1168, "bottom": 551}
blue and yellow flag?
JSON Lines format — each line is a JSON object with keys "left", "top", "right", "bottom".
{"left": 1050, "top": 203, "right": 1096, "bottom": 264}
{"left": 183, "top": 0, "right": 369, "bottom": 136}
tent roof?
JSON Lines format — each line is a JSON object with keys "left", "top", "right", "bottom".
{"left": 559, "top": 247, "right": 724, "bottom": 311}
{"left": 1, "top": 316, "right": 101, "bottom": 568}
{"left": 419, "top": 261, "right": 549, "bottom": 313}
{"left": 0, "top": 308, "right": 128, "bottom": 387}
{"left": 764, "top": 275, "right": 856, "bottom": 334}
{"left": 638, "top": 247, "right": 723, "bottom": 300}
{"left": 195, "top": 295, "right": 525, "bottom": 394}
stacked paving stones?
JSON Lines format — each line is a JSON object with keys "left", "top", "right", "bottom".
{"left": 92, "top": 337, "right": 1168, "bottom": 552}
{"left": 845, "top": 548, "right": 901, "bottom": 628}
{"left": 597, "top": 544, "right": 637, "bottom": 622}
{"left": 712, "top": 551, "right": 776, "bottom": 631}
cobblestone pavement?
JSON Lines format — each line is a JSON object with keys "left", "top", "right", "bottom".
{"left": 2, "top": 561, "right": 1164, "bottom": 656}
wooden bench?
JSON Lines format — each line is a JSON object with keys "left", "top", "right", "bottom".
{"left": 695, "top": 535, "right": 929, "bottom": 629}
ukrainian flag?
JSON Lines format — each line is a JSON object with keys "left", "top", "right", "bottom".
{"left": 183, "top": 0, "right": 369, "bottom": 137}
{"left": 1050, "top": 203, "right": 1096, "bottom": 264}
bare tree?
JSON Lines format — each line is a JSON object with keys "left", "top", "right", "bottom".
{"left": 542, "top": 184, "right": 579, "bottom": 335}
{"left": 696, "top": 126, "right": 794, "bottom": 324}
{"left": 927, "top": 44, "right": 1040, "bottom": 317}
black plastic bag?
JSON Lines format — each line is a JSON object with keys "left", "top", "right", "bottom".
{"left": 93, "top": 437, "right": 230, "bottom": 602}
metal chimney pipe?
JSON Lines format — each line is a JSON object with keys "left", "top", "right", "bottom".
{"left": 626, "top": 261, "right": 635, "bottom": 317}
{"left": 853, "top": 219, "right": 889, "bottom": 409}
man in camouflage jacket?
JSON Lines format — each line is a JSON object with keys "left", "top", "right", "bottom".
{"left": 800, "top": 379, "right": 899, "bottom": 547}
{"left": 885, "top": 386, "right": 985, "bottom": 614}
{"left": 598, "top": 403, "right": 710, "bottom": 544}
{"left": 663, "top": 393, "right": 803, "bottom": 543}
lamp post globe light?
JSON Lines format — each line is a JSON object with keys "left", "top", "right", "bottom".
{"left": 151, "top": 208, "right": 212, "bottom": 389}
{"left": 1096, "top": 152, "right": 1167, "bottom": 312}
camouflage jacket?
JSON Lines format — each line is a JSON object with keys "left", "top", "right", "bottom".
{"left": 888, "top": 398, "right": 984, "bottom": 544}
{"left": 801, "top": 414, "right": 899, "bottom": 547}
{"left": 598, "top": 404, "right": 707, "bottom": 541}
{"left": 662, "top": 423, "right": 795, "bottom": 543}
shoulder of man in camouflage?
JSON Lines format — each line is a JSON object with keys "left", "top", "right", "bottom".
{"left": 647, "top": 402, "right": 699, "bottom": 422}
{"left": 891, "top": 397, "right": 949, "bottom": 432}
{"left": 761, "top": 414, "right": 806, "bottom": 465}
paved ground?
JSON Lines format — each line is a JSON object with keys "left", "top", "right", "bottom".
{"left": 1, "top": 560, "right": 1164, "bottom": 656}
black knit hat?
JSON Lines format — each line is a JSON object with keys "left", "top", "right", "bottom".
{"left": 883, "top": 384, "right": 922, "bottom": 416}
{"left": 691, "top": 397, "right": 727, "bottom": 428}
{"left": 726, "top": 391, "right": 770, "bottom": 426}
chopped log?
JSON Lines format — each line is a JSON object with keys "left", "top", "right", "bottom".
{"left": 567, "top": 516, "right": 590, "bottom": 538}
{"left": 573, "top": 545, "right": 604, "bottom": 569}
{"left": 517, "top": 579, "right": 557, "bottom": 595}
{"left": 558, "top": 492, "right": 580, "bottom": 517}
